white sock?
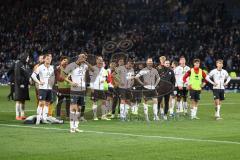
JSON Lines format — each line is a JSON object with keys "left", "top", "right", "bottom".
{"left": 216, "top": 105, "right": 220, "bottom": 117}
{"left": 194, "top": 107, "right": 198, "bottom": 117}
{"left": 124, "top": 104, "right": 130, "bottom": 118}
{"left": 179, "top": 101, "right": 183, "bottom": 112}
{"left": 153, "top": 103, "right": 158, "bottom": 117}
{"left": 135, "top": 103, "right": 138, "bottom": 114}
{"left": 190, "top": 107, "right": 194, "bottom": 118}
{"left": 15, "top": 103, "right": 20, "bottom": 117}
{"left": 42, "top": 106, "right": 49, "bottom": 121}
{"left": 37, "top": 107, "right": 43, "bottom": 121}
{"left": 20, "top": 103, "right": 25, "bottom": 117}
{"left": 143, "top": 103, "right": 149, "bottom": 117}
{"left": 75, "top": 112, "right": 80, "bottom": 128}
{"left": 160, "top": 107, "right": 164, "bottom": 115}
{"left": 183, "top": 102, "right": 188, "bottom": 113}
{"left": 92, "top": 104, "right": 98, "bottom": 118}
{"left": 70, "top": 121, "right": 74, "bottom": 129}
{"left": 120, "top": 103, "right": 125, "bottom": 118}
{"left": 169, "top": 107, "right": 174, "bottom": 115}
{"left": 131, "top": 103, "right": 135, "bottom": 113}
{"left": 171, "top": 98, "right": 175, "bottom": 112}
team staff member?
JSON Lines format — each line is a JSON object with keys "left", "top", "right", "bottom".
{"left": 55, "top": 56, "right": 70, "bottom": 119}
{"left": 183, "top": 59, "right": 207, "bottom": 120}
{"left": 14, "top": 53, "right": 31, "bottom": 120}
{"left": 157, "top": 60, "right": 176, "bottom": 120}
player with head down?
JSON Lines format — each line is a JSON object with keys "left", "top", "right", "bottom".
{"left": 64, "top": 53, "right": 94, "bottom": 133}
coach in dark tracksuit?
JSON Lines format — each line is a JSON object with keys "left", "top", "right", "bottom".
{"left": 157, "top": 60, "right": 175, "bottom": 118}
{"left": 14, "top": 53, "right": 31, "bottom": 120}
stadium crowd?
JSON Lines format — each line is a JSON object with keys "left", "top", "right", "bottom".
{"left": 0, "top": 0, "right": 240, "bottom": 83}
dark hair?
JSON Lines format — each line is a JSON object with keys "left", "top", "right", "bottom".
{"left": 193, "top": 58, "right": 200, "bottom": 63}
{"left": 172, "top": 60, "right": 178, "bottom": 66}
{"left": 43, "top": 53, "right": 52, "bottom": 59}
{"left": 60, "top": 56, "right": 69, "bottom": 62}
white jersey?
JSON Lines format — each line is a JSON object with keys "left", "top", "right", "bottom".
{"left": 33, "top": 64, "right": 55, "bottom": 90}
{"left": 64, "top": 62, "right": 88, "bottom": 91}
{"left": 90, "top": 66, "right": 108, "bottom": 90}
{"left": 175, "top": 65, "right": 190, "bottom": 87}
{"left": 206, "top": 68, "right": 231, "bottom": 89}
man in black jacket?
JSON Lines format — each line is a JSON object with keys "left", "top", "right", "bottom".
{"left": 14, "top": 53, "right": 31, "bottom": 120}
{"left": 157, "top": 59, "right": 176, "bottom": 120}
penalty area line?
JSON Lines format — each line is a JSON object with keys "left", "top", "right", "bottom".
{"left": 0, "top": 123, "right": 240, "bottom": 145}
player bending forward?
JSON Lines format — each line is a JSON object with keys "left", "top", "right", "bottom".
{"left": 206, "top": 59, "right": 231, "bottom": 120}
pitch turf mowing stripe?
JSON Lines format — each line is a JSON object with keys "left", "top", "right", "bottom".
{"left": 0, "top": 123, "right": 240, "bottom": 145}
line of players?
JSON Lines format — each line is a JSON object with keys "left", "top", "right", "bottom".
{"left": 30, "top": 52, "right": 231, "bottom": 133}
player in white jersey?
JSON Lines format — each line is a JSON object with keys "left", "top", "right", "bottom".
{"left": 90, "top": 56, "right": 110, "bottom": 121}
{"left": 174, "top": 56, "right": 190, "bottom": 114}
{"left": 64, "top": 53, "right": 94, "bottom": 133}
{"left": 116, "top": 59, "right": 135, "bottom": 121}
{"left": 31, "top": 54, "right": 55, "bottom": 124}
{"left": 135, "top": 58, "right": 160, "bottom": 121}
{"left": 206, "top": 59, "right": 231, "bottom": 120}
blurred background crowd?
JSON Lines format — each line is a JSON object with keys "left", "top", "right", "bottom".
{"left": 0, "top": 0, "right": 240, "bottom": 83}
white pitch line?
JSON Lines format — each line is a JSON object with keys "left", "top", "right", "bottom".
{"left": 0, "top": 123, "right": 239, "bottom": 145}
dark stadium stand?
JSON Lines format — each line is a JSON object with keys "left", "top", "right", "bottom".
{"left": 0, "top": 0, "right": 239, "bottom": 84}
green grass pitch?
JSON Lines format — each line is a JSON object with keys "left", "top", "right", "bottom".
{"left": 0, "top": 86, "right": 240, "bottom": 160}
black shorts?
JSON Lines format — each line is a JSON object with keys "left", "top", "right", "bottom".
{"left": 70, "top": 91, "right": 86, "bottom": 106}
{"left": 118, "top": 88, "right": 132, "bottom": 100}
{"left": 143, "top": 89, "right": 158, "bottom": 99}
{"left": 14, "top": 85, "right": 30, "bottom": 101}
{"left": 91, "top": 90, "right": 108, "bottom": 101}
{"left": 177, "top": 87, "right": 188, "bottom": 98}
{"left": 213, "top": 89, "right": 225, "bottom": 100}
{"left": 38, "top": 89, "right": 52, "bottom": 102}
{"left": 131, "top": 87, "right": 143, "bottom": 102}
{"left": 189, "top": 90, "right": 201, "bottom": 101}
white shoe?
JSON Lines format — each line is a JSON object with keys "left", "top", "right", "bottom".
{"left": 215, "top": 116, "right": 223, "bottom": 120}
{"left": 132, "top": 111, "right": 138, "bottom": 115}
{"left": 163, "top": 115, "right": 168, "bottom": 120}
{"left": 80, "top": 117, "right": 87, "bottom": 122}
{"left": 191, "top": 116, "right": 200, "bottom": 120}
{"left": 70, "top": 128, "right": 75, "bottom": 133}
{"left": 93, "top": 117, "right": 99, "bottom": 121}
{"left": 75, "top": 128, "right": 83, "bottom": 133}
{"left": 110, "top": 114, "right": 115, "bottom": 119}
{"left": 101, "top": 116, "right": 111, "bottom": 121}
{"left": 153, "top": 116, "right": 160, "bottom": 121}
